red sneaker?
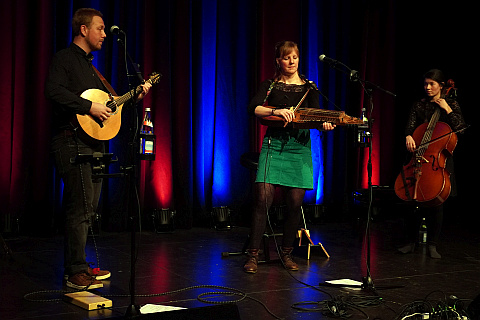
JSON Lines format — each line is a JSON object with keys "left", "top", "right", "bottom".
{"left": 88, "top": 266, "right": 111, "bottom": 280}
{"left": 66, "top": 272, "right": 103, "bottom": 290}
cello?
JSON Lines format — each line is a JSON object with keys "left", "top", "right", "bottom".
{"left": 394, "top": 80, "right": 458, "bottom": 207}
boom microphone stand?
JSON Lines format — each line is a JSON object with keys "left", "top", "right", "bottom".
{"left": 111, "top": 25, "right": 146, "bottom": 317}
{"left": 318, "top": 55, "right": 400, "bottom": 292}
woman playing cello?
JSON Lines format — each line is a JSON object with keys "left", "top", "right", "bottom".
{"left": 397, "top": 69, "right": 466, "bottom": 258}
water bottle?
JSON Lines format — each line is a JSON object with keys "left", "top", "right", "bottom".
{"left": 141, "top": 108, "right": 153, "bottom": 133}
{"left": 419, "top": 217, "right": 427, "bottom": 244}
{"left": 357, "top": 107, "right": 369, "bottom": 146}
{"left": 361, "top": 107, "right": 368, "bottom": 123}
{"left": 140, "top": 107, "right": 155, "bottom": 160}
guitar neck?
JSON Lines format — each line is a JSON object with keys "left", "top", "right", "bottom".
{"left": 114, "top": 86, "right": 141, "bottom": 106}
{"left": 114, "top": 79, "right": 153, "bottom": 106}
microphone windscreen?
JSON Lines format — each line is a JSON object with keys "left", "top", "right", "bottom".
{"left": 110, "top": 25, "right": 120, "bottom": 34}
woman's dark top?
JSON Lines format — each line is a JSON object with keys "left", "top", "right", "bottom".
{"left": 248, "top": 79, "right": 320, "bottom": 188}
{"left": 405, "top": 98, "right": 466, "bottom": 137}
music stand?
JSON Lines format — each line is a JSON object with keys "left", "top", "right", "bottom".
{"left": 73, "top": 152, "right": 122, "bottom": 179}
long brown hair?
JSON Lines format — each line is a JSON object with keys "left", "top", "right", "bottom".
{"left": 273, "top": 41, "right": 300, "bottom": 80}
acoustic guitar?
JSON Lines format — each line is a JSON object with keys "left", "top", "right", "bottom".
{"left": 76, "top": 72, "right": 161, "bottom": 140}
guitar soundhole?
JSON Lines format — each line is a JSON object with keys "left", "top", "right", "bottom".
{"left": 107, "top": 101, "right": 117, "bottom": 114}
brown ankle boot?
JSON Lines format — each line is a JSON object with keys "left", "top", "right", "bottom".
{"left": 280, "top": 247, "right": 299, "bottom": 271}
{"left": 243, "top": 249, "right": 259, "bottom": 273}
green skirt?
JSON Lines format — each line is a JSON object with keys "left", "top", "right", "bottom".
{"left": 255, "top": 128, "right": 313, "bottom": 189}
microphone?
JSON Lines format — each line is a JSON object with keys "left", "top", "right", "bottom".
{"left": 318, "top": 54, "right": 338, "bottom": 65}
{"left": 110, "top": 25, "right": 123, "bottom": 35}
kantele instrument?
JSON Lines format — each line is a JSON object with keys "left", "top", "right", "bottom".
{"left": 260, "top": 107, "right": 364, "bottom": 129}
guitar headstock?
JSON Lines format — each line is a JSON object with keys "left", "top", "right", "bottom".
{"left": 147, "top": 72, "right": 162, "bottom": 85}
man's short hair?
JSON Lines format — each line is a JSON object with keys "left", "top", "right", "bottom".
{"left": 72, "top": 8, "right": 103, "bottom": 36}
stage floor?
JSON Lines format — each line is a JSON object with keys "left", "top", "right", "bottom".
{"left": 1, "top": 215, "right": 480, "bottom": 319}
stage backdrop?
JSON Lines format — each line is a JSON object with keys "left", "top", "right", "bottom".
{"left": 1, "top": 0, "right": 476, "bottom": 233}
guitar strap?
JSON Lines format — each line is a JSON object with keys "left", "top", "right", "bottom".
{"left": 92, "top": 66, "right": 118, "bottom": 96}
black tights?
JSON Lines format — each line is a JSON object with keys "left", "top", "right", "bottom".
{"left": 248, "top": 182, "right": 305, "bottom": 249}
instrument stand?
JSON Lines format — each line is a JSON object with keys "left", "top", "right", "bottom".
{"left": 294, "top": 228, "right": 330, "bottom": 260}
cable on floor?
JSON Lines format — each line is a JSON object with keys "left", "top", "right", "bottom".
{"left": 23, "top": 284, "right": 284, "bottom": 320}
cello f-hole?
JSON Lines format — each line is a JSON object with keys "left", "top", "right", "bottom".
{"left": 430, "top": 155, "right": 438, "bottom": 171}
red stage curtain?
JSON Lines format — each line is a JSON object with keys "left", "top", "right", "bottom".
{"left": 1, "top": 0, "right": 475, "bottom": 233}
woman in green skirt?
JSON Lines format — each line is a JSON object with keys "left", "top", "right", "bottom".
{"left": 244, "top": 41, "right": 335, "bottom": 273}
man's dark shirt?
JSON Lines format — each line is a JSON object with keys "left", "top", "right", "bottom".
{"left": 45, "top": 43, "right": 105, "bottom": 132}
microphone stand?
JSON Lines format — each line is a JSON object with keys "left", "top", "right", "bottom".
{"left": 114, "top": 29, "right": 144, "bottom": 318}
{"left": 117, "top": 37, "right": 145, "bottom": 85}
{"left": 319, "top": 57, "right": 401, "bottom": 293}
